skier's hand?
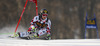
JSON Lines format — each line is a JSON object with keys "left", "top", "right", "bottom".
{"left": 45, "top": 34, "right": 51, "bottom": 40}
{"left": 47, "top": 34, "right": 50, "bottom": 37}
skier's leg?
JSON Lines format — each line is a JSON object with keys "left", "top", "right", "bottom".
{"left": 37, "top": 29, "right": 51, "bottom": 40}
{"left": 18, "top": 25, "right": 35, "bottom": 37}
{"left": 38, "top": 28, "right": 47, "bottom": 36}
{"left": 18, "top": 31, "right": 29, "bottom": 37}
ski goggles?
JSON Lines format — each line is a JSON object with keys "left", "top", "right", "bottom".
{"left": 42, "top": 14, "right": 48, "bottom": 17}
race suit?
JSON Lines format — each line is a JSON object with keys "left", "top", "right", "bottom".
{"left": 28, "top": 15, "right": 51, "bottom": 37}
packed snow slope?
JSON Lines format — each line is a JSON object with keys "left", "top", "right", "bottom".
{"left": 0, "top": 25, "right": 100, "bottom": 46}
{"left": 0, "top": 39, "right": 100, "bottom": 46}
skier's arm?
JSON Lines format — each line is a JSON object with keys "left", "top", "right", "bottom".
{"left": 30, "top": 16, "right": 39, "bottom": 25}
{"left": 46, "top": 20, "right": 51, "bottom": 35}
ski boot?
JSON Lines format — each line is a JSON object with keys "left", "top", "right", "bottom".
{"left": 44, "top": 34, "right": 51, "bottom": 40}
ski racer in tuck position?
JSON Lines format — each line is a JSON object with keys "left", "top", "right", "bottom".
{"left": 18, "top": 9, "right": 51, "bottom": 40}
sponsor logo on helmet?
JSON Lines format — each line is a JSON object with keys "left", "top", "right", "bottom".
{"left": 44, "top": 10, "right": 47, "bottom": 13}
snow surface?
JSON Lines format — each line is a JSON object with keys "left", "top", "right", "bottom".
{"left": 0, "top": 38, "right": 100, "bottom": 46}
{"left": 0, "top": 25, "right": 100, "bottom": 46}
